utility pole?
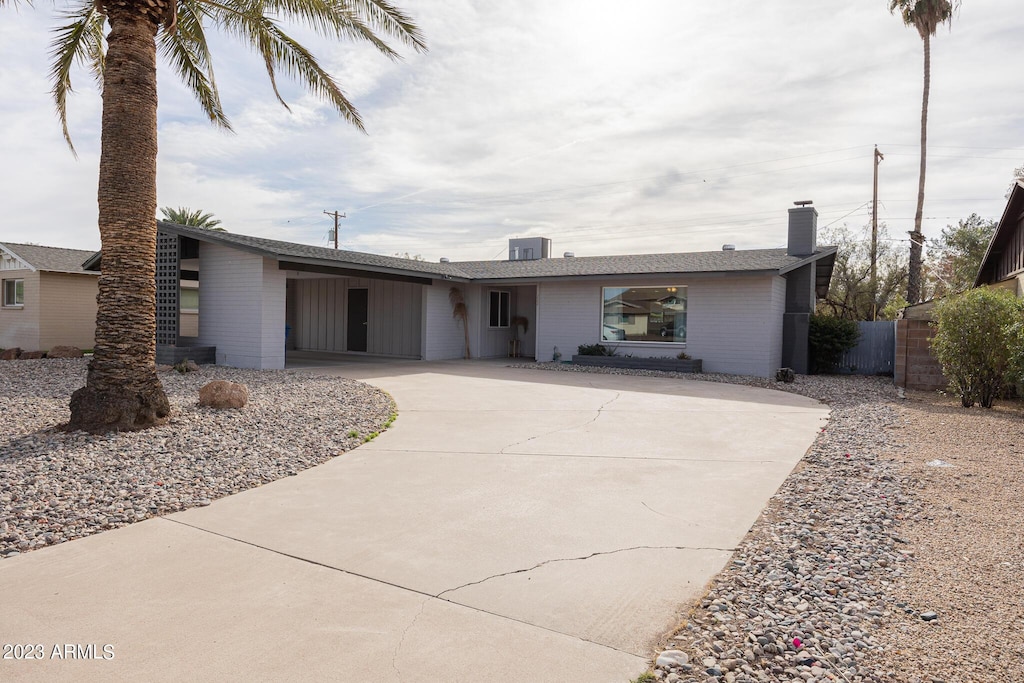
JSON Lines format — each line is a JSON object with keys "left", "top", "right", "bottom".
{"left": 871, "top": 145, "right": 884, "bottom": 321}
{"left": 323, "top": 210, "right": 345, "bottom": 249}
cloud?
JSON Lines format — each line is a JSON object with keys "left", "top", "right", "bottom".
{"left": 2, "top": 0, "right": 1023, "bottom": 263}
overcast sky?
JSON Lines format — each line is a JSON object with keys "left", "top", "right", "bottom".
{"left": 2, "top": 0, "right": 1022, "bottom": 262}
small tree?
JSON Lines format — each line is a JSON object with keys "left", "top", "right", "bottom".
{"left": 927, "top": 214, "right": 996, "bottom": 296}
{"left": 818, "top": 223, "right": 908, "bottom": 320}
{"left": 932, "top": 287, "right": 1024, "bottom": 408}
{"left": 808, "top": 315, "right": 861, "bottom": 373}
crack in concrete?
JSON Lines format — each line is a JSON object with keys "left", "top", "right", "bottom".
{"left": 499, "top": 391, "right": 622, "bottom": 454}
{"left": 392, "top": 596, "right": 430, "bottom": 683}
{"left": 436, "top": 544, "right": 737, "bottom": 598}
{"left": 163, "top": 519, "right": 669, "bottom": 660}
{"left": 641, "top": 500, "right": 676, "bottom": 518}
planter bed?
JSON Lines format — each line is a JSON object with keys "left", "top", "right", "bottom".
{"left": 571, "top": 355, "right": 702, "bottom": 373}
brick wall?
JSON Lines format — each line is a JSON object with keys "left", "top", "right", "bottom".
{"left": 894, "top": 319, "right": 947, "bottom": 391}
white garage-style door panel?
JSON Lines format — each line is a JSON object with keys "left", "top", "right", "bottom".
{"left": 291, "top": 277, "right": 422, "bottom": 357}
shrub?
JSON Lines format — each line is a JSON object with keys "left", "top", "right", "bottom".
{"left": 932, "top": 287, "right": 1024, "bottom": 408}
{"left": 808, "top": 315, "right": 860, "bottom": 373}
{"left": 576, "top": 343, "right": 616, "bottom": 356}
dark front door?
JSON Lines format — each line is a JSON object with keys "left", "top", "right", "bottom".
{"left": 347, "top": 288, "right": 368, "bottom": 352}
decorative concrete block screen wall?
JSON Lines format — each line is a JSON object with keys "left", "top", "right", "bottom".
{"left": 894, "top": 319, "right": 947, "bottom": 391}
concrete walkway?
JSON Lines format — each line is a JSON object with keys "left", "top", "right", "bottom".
{"left": 0, "top": 361, "right": 827, "bottom": 682}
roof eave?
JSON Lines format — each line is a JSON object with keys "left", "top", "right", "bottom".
{"left": 157, "top": 222, "right": 470, "bottom": 282}
{"left": 0, "top": 244, "right": 37, "bottom": 272}
{"left": 974, "top": 180, "right": 1024, "bottom": 287}
{"left": 278, "top": 256, "right": 470, "bottom": 283}
{"left": 82, "top": 251, "right": 102, "bottom": 271}
{"left": 776, "top": 245, "right": 839, "bottom": 275}
{"left": 469, "top": 267, "right": 786, "bottom": 285}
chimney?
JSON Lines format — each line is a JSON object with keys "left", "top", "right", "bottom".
{"left": 563, "top": 251, "right": 575, "bottom": 258}
{"left": 722, "top": 244, "right": 735, "bottom": 251}
{"left": 787, "top": 200, "right": 818, "bottom": 256}
{"left": 440, "top": 257, "right": 450, "bottom": 263}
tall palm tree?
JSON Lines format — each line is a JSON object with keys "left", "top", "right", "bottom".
{"left": 889, "top": 0, "right": 959, "bottom": 304}
{"left": 160, "top": 206, "right": 225, "bottom": 231}
{"left": 2, "top": 0, "right": 425, "bottom": 433}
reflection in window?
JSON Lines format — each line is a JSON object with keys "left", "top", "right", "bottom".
{"left": 3, "top": 278, "right": 24, "bottom": 307}
{"left": 601, "top": 286, "right": 686, "bottom": 343}
{"left": 180, "top": 287, "right": 200, "bottom": 312}
{"left": 489, "top": 290, "right": 510, "bottom": 328}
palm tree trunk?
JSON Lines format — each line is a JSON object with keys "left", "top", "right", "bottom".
{"left": 907, "top": 31, "right": 930, "bottom": 304}
{"left": 68, "top": 6, "right": 171, "bottom": 433}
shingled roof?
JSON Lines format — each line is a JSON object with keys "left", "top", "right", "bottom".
{"left": 156, "top": 221, "right": 836, "bottom": 285}
{"left": 0, "top": 242, "right": 99, "bottom": 275}
{"left": 156, "top": 222, "right": 468, "bottom": 280}
{"left": 452, "top": 247, "right": 836, "bottom": 281}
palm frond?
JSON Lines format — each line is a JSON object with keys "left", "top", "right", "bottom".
{"left": 352, "top": 0, "right": 427, "bottom": 52}
{"left": 209, "top": 0, "right": 364, "bottom": 128}
{"left": 160, "top": 206, "right": 223, "bottom": 228}
{"left": 48, "top": 1, "right": 106, "bottom": 153}
{"left": 158, "top": 1, "right": 231, "bottom": 129}
{"left": 260, "top": 0, "right": 401, "bottom": 60}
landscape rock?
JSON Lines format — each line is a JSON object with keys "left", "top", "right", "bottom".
{"left": 174, "top": 359, "right": 201, "bottom": 373}
{"left": 0, "top": 359, "right": 394, "bottom": 561}
{"left": 1, "top": 347, "right": 22, "bottom": 360}
{"left": 198, "top": 380, "right": 249, "bottom": 409}
{"left": 775, "top": 367, "right": 795, "bottom": 383}
{"left": 47, "top": 345, "right": 84, "bottom": 358}
{"left": 18, "top": 350, "right": 44, "bottom": 360}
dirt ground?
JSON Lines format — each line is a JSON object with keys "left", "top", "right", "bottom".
{"left": 865, "top": 390, "right": 1024, "bottom": 682}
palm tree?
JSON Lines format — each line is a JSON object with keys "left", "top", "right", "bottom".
{"left": 2, "top": 0, "right": 425, "bottom": 433}
{"left": 160, "top": 206, "right": 225, "bottom": 231}
{"left": 889, "top": 0, "right": 959, "bottom": 304}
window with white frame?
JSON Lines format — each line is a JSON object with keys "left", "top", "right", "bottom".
{"left": 3, "top": 278, "right": 24, "bottom": 307}
{"left": 488, "top": 290, "right": 510, "bottom": 328}
{"left": 601, "top": 285, "right": 686, "bottom": 343}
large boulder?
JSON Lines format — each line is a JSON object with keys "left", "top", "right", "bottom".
{"left": 198, "top": 381, "right": 249, "bottom": 410}
{"left": 47, "top": 345, "right": 84, "bottom": 359}
{"left": 18, "top": 350, "right": 44, "bottom": 360}
{"left": 0, "top": 348, "right": 20, "bottom": 361}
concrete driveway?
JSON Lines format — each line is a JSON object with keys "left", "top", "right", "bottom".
{"left": 0, "top": 360, "right": 827, "bottom": 682}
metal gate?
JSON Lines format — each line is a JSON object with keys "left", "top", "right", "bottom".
{"left": 838, "top": 320, "right": 896, "bottom": 375}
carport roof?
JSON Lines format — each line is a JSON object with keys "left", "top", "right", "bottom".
{"left": 88, "top": 222, "right": 836, "bottom": 288}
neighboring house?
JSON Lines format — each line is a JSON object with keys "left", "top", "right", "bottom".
{"left": 896, "top": 180, "right": 1024, "bottom": 390}
{"left": 0, "top": 242, "right": 99, "bottom": 351}
{"left": 121, "top": 203, "right": 835, "bottom": 377}
{"left": 975, "top": 179, "right": 1024, "bottom": 292}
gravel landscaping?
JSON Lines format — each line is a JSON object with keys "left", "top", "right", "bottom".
{"left": 4, "top": 358, "right": 1020, "bottom": 681}
{"left": 0, "top": 359, "right": 394, "bottom": 559}
{"left": 517, "top": 362, "right": 1023, "bottom": 683}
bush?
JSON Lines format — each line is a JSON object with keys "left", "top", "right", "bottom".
{"left": 932, "top": 287, "right": 1024, "bottom": 408}
{"left": 808, "top": 315, "right": 860, "bottom": 373}
{"left": 576, "top": 343, "right": 616, "bottom": 356}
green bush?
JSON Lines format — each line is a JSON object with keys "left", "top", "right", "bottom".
{"left": 808, "top": 314, "right": 860, "bottom": 373}
{"left": 576, "top": 343, "right": 616, "bottom": 356}
{"left": 932, "top": 287, "right": 1024, "bottom": 408}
